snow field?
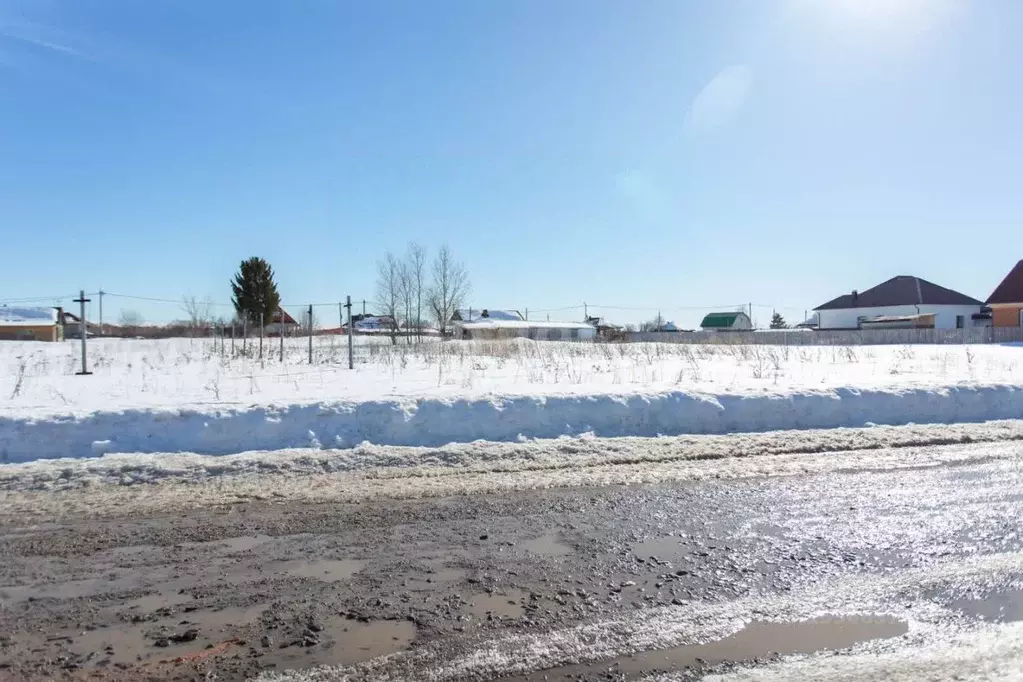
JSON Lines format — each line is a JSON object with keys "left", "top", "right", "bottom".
{"left": 2, "top": 338, "right": 1023, "bottom": 462}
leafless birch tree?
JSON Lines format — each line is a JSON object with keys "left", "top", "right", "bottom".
{"left": 428, "top": 244, "right": 470, "bottom": 336}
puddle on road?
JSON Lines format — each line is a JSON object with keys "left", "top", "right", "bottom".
{"left": 64, "top": 603, "right": 266, "bottom": 667}
{"left": 633, "top": 536, "right": 688, "bottom": 561}
{"left": 122, "top": 591, "right": 194, "bottom": 612}
{"left": 524, "top": 615, "right": 907, "bottom": 680}
{"left": 185, "top": 534, "right": 273, "bottom": 554}
{"left": 326, "top": 620, "right": 417, "bottom": 665}
{"left": 953, "top": 589, "right": 1023, "bottom": 623}
{"left": 0, "top": 575, "right": 139, "bottom": 604}
{"left": 406, "top": 567, "right": 466, "bottom": 591}
{"left": 468, "top": 589, "right": 529, "bottom": 618}
{"left": 276, "top": 559, "right": 364, "bottom": 581}
{"left": 521, "top": 534, "right": 572, "bottom": 557}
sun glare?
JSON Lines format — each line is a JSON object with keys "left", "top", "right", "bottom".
{"left": 792, "top": 0, "right": 959, "bottom": 34}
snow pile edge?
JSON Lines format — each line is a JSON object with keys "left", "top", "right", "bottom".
{"left": 3, "top": 384, "right": 1023, "bottom": 463}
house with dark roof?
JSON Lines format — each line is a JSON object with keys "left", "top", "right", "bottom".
{"left": 987, "top": 260, "right": 1023, "bottom": 328}
{"left": 814, "top": 276, "right": 983, "bottom": 330}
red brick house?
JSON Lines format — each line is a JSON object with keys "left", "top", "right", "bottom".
{"left": 987, "top": 260, "right": 1023, "bottom": 327}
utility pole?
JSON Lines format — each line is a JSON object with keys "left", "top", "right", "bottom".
{"left": 98, "top": 289, "right": 104, "bottom": 336}
{"left": 362, "top": 300, "right": 366, "bottom": 317}
{"left": 584, "top": 302, "right": 587, "bottom": 320}
{"left": 525, "top": 308, "right": 528, "bottom": 321}
{"left": 259, "top": 312, "right": 264, "bottom": 360}
{"left": 345, "top": 296, "right": 354, "bottom": 370}
{"left": 308, "top": 304, "right": 314, "bottom": 364}
{"left": 74, "top": 290, "right": 91, "bottom": 375}
{"left": 279, "top": 307, "right": 285, "bottom": 362}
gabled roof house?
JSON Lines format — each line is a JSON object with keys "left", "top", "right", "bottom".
{"left": 700, "top": 312, "right": 753, "bottom": 331}
{"left": 814, "top": 276, "right": 983, "bottom": 330}
{"left": 987, "top": 260, "right": 1023, "bottom": 328}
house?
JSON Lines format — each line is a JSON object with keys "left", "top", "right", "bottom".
{"left": 0, "top": 306, "right": 62, "bottom": 341}
{"left": 858, "top": 313, "right": 937, "bottom": 330}
{"left": 345, "top": 314, "right": 398, "bottom": 334}
{"left": 451, "top": 309, "right": 524, "bottom": 323}
{"left": 459, "top": 319, "right": 596, "bottom": 341}
{"left": 814, "top": 276, "right": 983, "bottom": 330}
{"left": 451, "top": 309, "right": 524, "bottom": 337}
{"left": 700, "top": 312, "right": 753, "bottom": 331}
{"left": 265, "top": 308, "right": 299, "bottom": 336}
{"left": 586, "top": 316, "right": 626, "bottom": 341}
{"left": 987, "top": 260, "right": 1023, "bottom": 328}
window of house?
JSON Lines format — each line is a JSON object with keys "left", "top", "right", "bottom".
{"left": 956, "top": 315, "right": 964, "bottom": 329}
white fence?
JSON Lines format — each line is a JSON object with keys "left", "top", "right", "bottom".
{"left": 625, "top": 327, "right": 1023, "bottom": 346}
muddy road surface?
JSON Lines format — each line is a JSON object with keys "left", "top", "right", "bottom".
{"left": 2, "top": 439, "right": 1023, "bottom": 681}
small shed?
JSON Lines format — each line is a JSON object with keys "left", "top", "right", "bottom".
{"left": 700, "top": 312, "right": 753, "bottom": 331}
{"left": 0, "top": 306, "right": 61, "bottom": 341}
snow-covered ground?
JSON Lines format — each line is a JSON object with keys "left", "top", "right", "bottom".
{"left": 2, "top": 337, "right": 1023, "bottom": 462}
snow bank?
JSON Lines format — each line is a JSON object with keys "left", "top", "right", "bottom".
{"left": 3, "top": 338, "right": 1023, "bottom": 462}
{"left": 3, "top": 384, "right": 1023, "bottom": 462}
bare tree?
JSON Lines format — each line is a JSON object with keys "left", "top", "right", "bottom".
{"left": 182, "top": 295, "right": 213, "bottom": 336}
{"left": 406, "top": 242, "right": 427, "bottom": 342}
{"left": 428, "top": 244, "right": 470, "bottom": 336}
{"left": 375, "top": 252, "right": 402, "bottom": 345}
{"left": 397, "top": 259, "right": 413, "bottom": 344}
{"left": 118, "top": 309, "right": 144, "bottom": 336}
{"left": 300, "top": 308, "right": 319, "bottom": 330}
{"left": 640, "top": 313, "right": 665, "bottom": 332}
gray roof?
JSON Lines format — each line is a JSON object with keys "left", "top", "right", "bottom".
{"left": 815, "top": 276, "right": 981, "bottom": 311}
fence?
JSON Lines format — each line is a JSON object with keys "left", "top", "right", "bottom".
{"left": 625, "top": 327, "right": 1023, "bottom": 346}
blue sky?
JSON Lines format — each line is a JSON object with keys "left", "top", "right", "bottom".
{"left": 1, "top": 0, "right": 1021, "bottom": 328}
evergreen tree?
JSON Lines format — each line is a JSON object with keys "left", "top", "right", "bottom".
{"left": 230, "top": 257, "right": 281, "bottom": 325}
{"left": 770, "top": 311, "right": 788, "bottom": 329}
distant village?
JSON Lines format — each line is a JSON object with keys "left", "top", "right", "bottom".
{"left": 1, "top": 259, "right": 1022, "bottom": 343}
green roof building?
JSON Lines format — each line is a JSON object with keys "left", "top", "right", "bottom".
{"left": 700, "top": 311, "right": 753, "bottom": 331}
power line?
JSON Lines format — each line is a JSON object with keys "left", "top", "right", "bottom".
{"left": 0, "top": 294, "right": 78, "bottom": 304}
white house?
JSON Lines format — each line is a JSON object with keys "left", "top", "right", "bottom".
{"left": 814, "top": 276, "right": 984, "bottom": 330}
{"left": 459, "top": 319, "right": 597, "bottom": 341}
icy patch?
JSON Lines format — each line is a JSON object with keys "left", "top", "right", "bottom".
{"left": 255, "top": 551, "right": 1023, "bottom": 681}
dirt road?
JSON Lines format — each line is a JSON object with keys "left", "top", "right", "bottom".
{"left": 2, "top": 436, "right": 1023, "bottom": 680}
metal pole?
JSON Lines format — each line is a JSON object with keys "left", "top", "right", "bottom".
{"left": 98, "top": 289, "right": 104, "bottom": 336}
{"left": 230, "top": 324, "right": 235, "bottom": 355}
{"left": 243, "top": 319, "right": 248, "bottom": 355}
{"left": 346, "top": 295, "right": 354, "bottom": 370}
{"left": 74, "top": 290, "right": 91, "bottom": 375}
{"left": 279, "top": 307, "right": 285, "bottom": 362}
{"left": 308, "top": 304, "right": 314, "bottom": 364}
{"left": 259, "top": 312, "right": 264, "bottom": 359}
{"left": 362, "top": 300, "right": 366, "bottom": 317}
